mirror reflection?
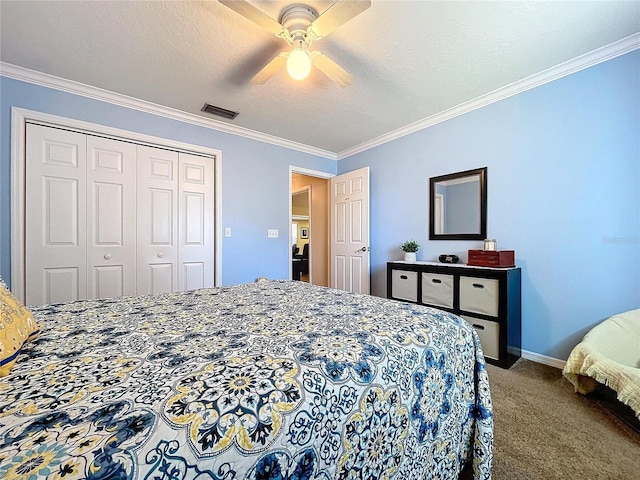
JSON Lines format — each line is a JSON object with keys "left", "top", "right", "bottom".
{"left": 429, "top": 167, "right": 487, "bottom": 240}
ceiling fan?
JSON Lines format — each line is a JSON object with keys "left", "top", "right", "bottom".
{"left": 219, "top": 0, "right": 371, "bottom": 87}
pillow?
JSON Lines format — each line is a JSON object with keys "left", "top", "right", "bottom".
{"left": 0, "top": 281, "right": 40, "bottom": 376}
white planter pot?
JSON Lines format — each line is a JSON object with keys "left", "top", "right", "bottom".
{"left": 404, "top": 252, "right": 417, "bottom": 262}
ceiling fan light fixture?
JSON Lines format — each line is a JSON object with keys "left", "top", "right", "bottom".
{"left": 220, "top": 0, "right": 370, "bottom": 87}
{"left": 286, "top": 40, "right": 312, "bottom": 81}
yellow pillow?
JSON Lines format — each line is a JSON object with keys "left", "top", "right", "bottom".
{"left": 0, "top": 283, "right": 40, "bottom": 376}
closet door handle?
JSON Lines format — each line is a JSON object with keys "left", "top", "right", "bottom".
{"left": 157, "top": 253, "right": 164, "bottom": 258}
{"left": 103, "top": 254, "right": 111, "bottom": 260}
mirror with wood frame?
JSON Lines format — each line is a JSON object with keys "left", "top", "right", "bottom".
{"left": 429, "top": 167, "right": 487, "bottom": 240}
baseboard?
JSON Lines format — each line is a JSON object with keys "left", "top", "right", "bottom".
{"left": 520, "top": 350, "right": 566, "bottom": 370}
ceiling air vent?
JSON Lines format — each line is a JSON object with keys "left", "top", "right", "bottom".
{"left": 201, "top": 103, "right": 239, "bottom": 120}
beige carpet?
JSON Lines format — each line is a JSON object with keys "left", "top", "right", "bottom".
{"left": 487, "top": 359, "right": 640, "bottom": 480}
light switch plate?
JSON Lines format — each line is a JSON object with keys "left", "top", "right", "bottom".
{"left": 267, "top": 229, "right": 279, "bottom": 238}
{"left": 225, "top": 227, "right": 232, "bottom": 238}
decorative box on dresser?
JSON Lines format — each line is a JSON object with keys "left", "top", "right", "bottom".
{"left": 387, "top": 261, "right": 521, "bottom": 368}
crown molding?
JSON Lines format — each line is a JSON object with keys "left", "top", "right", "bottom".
{"left": 2, "top": 32, "right": 638, "bottom": 162}
{"left": 337, "top": 32, "right": 640, "bottom": 160}
{"left": 0, "top": 62, "right": 337, "bottom": 161}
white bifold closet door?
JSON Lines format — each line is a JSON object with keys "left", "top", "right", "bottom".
{"left": 136, "top": 147, "right": 214, "bottom": 295}
{"left": 136, "top": 146, "right": 179, "bottom": 295}
{"left": 178, "top": 152, "right": 215, "bottom": 291}
{"left": 86, "top": 136, "right": 138, "bottom": 300}
{"left": 25, "top": 123, "right": 214, "bottom": 306}
{"left": 26, "top": 125, "right": 89, "bottom": 304}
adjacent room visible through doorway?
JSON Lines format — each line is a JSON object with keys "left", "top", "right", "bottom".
{"left": 291, "top": 171, "right": 330, "bottom": 287}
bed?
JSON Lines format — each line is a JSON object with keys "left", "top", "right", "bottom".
{"left": 0, "top": 279, "right": 493, "bottom": 479}
{"left": 563, "top": 308, "right": 640, "bottom": 419}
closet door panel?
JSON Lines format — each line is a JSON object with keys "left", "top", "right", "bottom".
{"left": 87, "top": 136, "right": 137, "bottom": 299}
{"left": 184, "top": 192, "right": 204, "bottom": 245}
{"left": 183, "top": 263, "right": 205, "bottom": 291}
{"left": 137, "top": 146, "right": 179, "bottom": 294}
{"left": 178, "top": 153, "right": 215, "bottom": 291}
{"left": 43, "top": 268, "right": 81, "bottom": 304}
{"left": 26, "top": 124, "right": 87, "bottom": 305}
{"left": 149, "top": 264, "right": 174, "bottom": 294}
{"left": 150, "top": 188, "right": 174, "bottom": 244}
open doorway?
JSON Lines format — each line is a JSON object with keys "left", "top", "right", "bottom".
{"left": 290, "top": 169, "right": 331, "bottom": 286}
{"left": 292, "top": 187, "right": 310, "bottom": 283}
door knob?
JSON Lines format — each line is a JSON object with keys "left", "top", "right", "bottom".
{"left": 103, "top": 254, "right": 111, "bottom": 260}
{"left": 157, "top": 253, "right": 164, "bottom": 258}
{"left": 356, "top": 246, "right": 370, "bottom": 253}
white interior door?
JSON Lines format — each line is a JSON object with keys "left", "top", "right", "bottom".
{"left": 330, "top": 166, "right": 370, "bottom": 294}
{"left": 25, "top": 124, "right": 87, "bottom": 305}
{"left": 86, "top": 136, "right": 137, "bottom": 299}
{"left": 136, "top": 145, "right": 179, "bottom": 295}
{"left": 178, "top": 152, "right": 215, "bottom": 291}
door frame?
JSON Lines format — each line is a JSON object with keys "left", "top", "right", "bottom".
{"left": 288, "top": 166, "right": 334, "bottom": 281}
{"left": 11, "top": 107, "right": 223, "bottom": 302}
{"left": 434, "top": 193, "right": 444, "bottom": 234}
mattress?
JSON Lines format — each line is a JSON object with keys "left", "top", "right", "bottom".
{"left": 0, "top": 280, "right": 493, "bottom": 479}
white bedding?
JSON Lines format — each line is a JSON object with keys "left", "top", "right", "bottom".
{"left": 563, "top": 309, "right": 640, "bottom": 418}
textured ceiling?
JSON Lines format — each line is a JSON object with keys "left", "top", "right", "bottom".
{"left": 1, "top": 1, "right": 639, "bottom": 156}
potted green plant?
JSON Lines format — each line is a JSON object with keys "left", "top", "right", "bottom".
{"left": 400, "top": 240, "right": 419, "bottom": 262}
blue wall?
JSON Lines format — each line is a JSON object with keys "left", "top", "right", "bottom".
{"left": 2, "top": 50, "right": 638, "bottom": 361}
{"left": 0, "top": 77, "right": 336, "bottom": 287}
{"left": 338, "top": 50, "right": 640, "bottom": 360}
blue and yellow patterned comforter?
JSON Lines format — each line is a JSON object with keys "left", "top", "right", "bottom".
{"left": 0, "top": 280, "right": 492, "bottom": 479}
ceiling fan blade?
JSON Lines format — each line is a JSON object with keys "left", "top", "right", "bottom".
{"left": 219, "top": 0, "right": 286, "bottom": 37}
{"left": 251, "top": 52, "right": 289, "bottom": 84}
{"left": 308, "top": 0, "right": 371, "bottom": 39}
{"left": 311, "top": 51, "right": 353, "bottom": 88}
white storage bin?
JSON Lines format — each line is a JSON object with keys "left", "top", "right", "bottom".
{"left": 391, "top": 270, "right": 418, "bottom": 302}
{"left": 459, "top": 276, "right": 499, "bottom": 317}
{"left": 462, "top": 315, "right": 500, "bottom": 360}
{"left": 421, "top": 272, "right": 454, "bottom": 308}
